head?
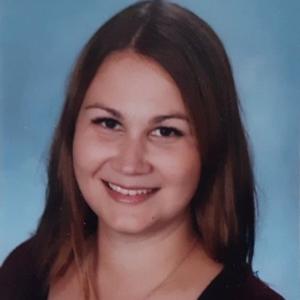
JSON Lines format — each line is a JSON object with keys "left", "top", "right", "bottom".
{"left": 72, "top": 50, "right": 202, "bottom": 238}
{"left": 35, "top": 0, "right": 255, "bottom": 294}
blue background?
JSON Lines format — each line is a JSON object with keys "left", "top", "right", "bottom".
{"left": 0, "top": 1, "right": 299, "bottom": 299}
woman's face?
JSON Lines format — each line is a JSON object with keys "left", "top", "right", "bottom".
{"left": 73, "top": 50, "right": 201, "bottom": 236}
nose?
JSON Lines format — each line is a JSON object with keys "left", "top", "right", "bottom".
{"left": 111, "top": 136, "right": 152, "bottom": 175}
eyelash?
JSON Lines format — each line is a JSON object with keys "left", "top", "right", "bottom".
{"left": 152, "top": 127, "right": 183, "bottom": 137}
{"left": 91, "top": 117, "right": 121, "bottom": 130}
{"left": 91, "top": 117, "right": 184, "bottom": 138}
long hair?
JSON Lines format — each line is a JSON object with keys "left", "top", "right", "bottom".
{"left": 34, "top": 0, "right": 256, "bottom": 297}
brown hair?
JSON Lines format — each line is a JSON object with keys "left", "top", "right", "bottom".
{"left": 34, "top": 0, "right": 256, "bottom": 297}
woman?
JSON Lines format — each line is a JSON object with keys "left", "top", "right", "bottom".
{"left": 0, "top": 1, "right": 285, "bottom": 299}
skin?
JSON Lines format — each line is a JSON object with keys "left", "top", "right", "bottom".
{"left": 48, "top": 50, "right": 223, "bottom": 300}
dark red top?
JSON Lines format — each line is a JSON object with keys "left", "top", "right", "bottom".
{"left": 0, "top": 239, "right": 285, "bottom": 300}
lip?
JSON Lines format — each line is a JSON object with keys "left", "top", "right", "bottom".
{"left": 102, "top": 180, "right": 160, "bottom": 204}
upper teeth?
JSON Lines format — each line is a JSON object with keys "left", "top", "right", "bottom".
{"left": 107, "top": 182, "right": 153, "bottom": 196}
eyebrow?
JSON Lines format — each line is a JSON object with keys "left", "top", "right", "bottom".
{"left": 85, "top": 103, "right": 121, "bottom": 118}
{"left": 85, "top": 103, "right": 190, "bottom": 123}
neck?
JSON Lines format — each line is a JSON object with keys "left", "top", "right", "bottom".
{"left": 98, "top": 217, "right": 195, "bottom": 270}
{"left": 92, "top": 216, "right": 198, "bottom": 298}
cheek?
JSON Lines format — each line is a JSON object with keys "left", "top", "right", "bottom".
{"left": 157, "top": 143, "right": 201, "bottom": 186}
{"left": 73, "top": 130, "right": 94, "bottom": 174}
{"left": 72, "top": 127, "right": 112, "bottom": 210}
{"left": 161, "top": 147, "right": 201, "bottom": 215}
{"left": 73, "top": 128, "right": 113, "bottom": 174}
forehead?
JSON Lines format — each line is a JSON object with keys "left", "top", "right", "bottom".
{"left": 83, "top": 50, "right": 188, "bottom": 117}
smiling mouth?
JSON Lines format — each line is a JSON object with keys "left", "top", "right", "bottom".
{"left": 102, "top": 180, "right": 159, "bottom": 199}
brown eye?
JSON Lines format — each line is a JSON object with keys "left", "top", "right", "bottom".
{"left": 91, "top": 117, "right": 122, "bottom": 130}
{"left": 152, "top": 127, "right": 183, "bottom": 138}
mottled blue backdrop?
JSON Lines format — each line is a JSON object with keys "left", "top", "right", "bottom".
{"left": 0, "top": 1, "right": 299, "bottom": 299}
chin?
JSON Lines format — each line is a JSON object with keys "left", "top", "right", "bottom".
{"left": 100, "top": 216, "right": 157, "bottom": 236}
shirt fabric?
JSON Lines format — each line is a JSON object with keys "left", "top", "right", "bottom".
{"left": 0, "top": 238, "right": 285, "bottom": 300}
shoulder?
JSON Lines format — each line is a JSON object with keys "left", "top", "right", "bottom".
{"left": 240, "top": 271, "right": 285, "bottom": 300}
{"left": 225, "top": 265, "right": 285, "bottom": 300}
{"left": 201, "top": 264, "right": 285, "bottom": 300}
{"left": 0, "top": 237, "right": 47, "bottom": 300}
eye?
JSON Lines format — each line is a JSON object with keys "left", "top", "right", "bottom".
{"left": 91, "top": 117, "right": 122, "bottom": 130}
{"left": 152, "top": 127, "right": 183, "bottom": 138}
